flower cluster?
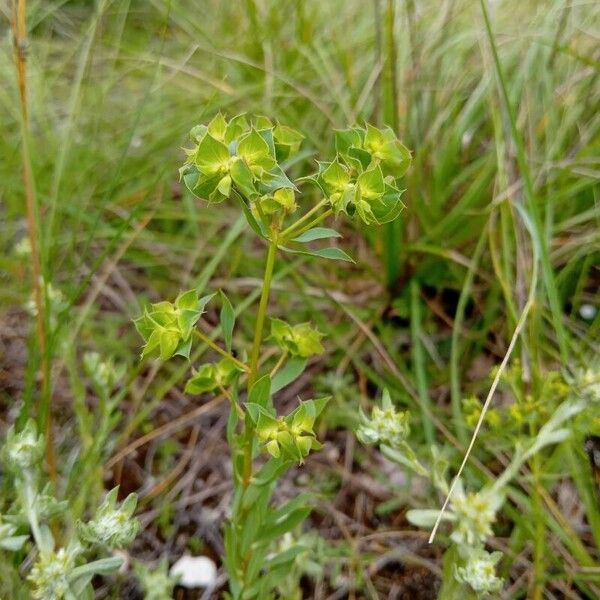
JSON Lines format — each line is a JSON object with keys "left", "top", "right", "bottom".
{"left": 312, "top": 124, "right": 411, "bottom": 225}
{"left": 356, "top": 389, "right": 410, "bottom": 449}
{"left": 270, "top": 319, "right": 324, "bottom": 358}
{"left": 134, "top": 289, "right": 214, "bottom": 360}
{"left": 247, "top": 398, "right": 328, "bottom": 463}
{"left": 180, "top": 113, "right": 301, "bottom": 215}
{"left": 454, "top": 548, "right": 504, "bottom": 595}
{"left": 185, "top": 358, "right": 243, "bottom": 394}
{"left": 1, "top": 419, "right": 45, "bottom": 472}
{"left": 28, "top": 547, "right": 77, "bottom": 599}
{"left": 449, "top": 483, "right": 503, "bottom": 546}
{"left": 78, "top": 487, "right": 139, "bottom": 549}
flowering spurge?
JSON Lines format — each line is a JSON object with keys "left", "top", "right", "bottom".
{"left": 134, "top": 115, "right": 411, "bottom": 599}
{"left": 0, "top": 420, "right": 139, "bottom": 598}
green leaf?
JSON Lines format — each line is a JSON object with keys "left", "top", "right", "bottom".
{"left": 175, "top": 289, "right": 199, "bottom": 311}
{"left": 271, "top": 357, "right": 307, "bottom": 393}
{"left": 279, "top": 245, "right": 355, "bottom": 263}
{"left": 159, "top": 329, "right": 180, "bottom": 360}
{"left": 321, "top": 160, "right": 350, "bottom": 194}
{"left": 219, "top": 291, "right": 235, "bottom": 352}
{"left": 248, "top": 375, "right": 271, "bottom": 409}
{"left": 237, "top": 129, "right": 276, "bottom": 171}
{"left": 224, "top": 113, "right": 249, "bottom": 144}
{"left": 207, "top": 112, "right": 228, "bottom": 140}
{"left": 364, "top": 123, "right": 385, "bottom": 153}
{"left": 334, "top": 128, "right": 363, "bottom": 157}
{"left": 230, "top": 157, "right": 256, "bottom": 197}
{"left": 195, "top": 133, "right": 230, "bottom": 176}
{"left": 70, "top": 557, "right": 124, "bottom": 579}
{"left": 185, "top": 363, "right": 216, "bottom": 394}
{"left": 235, "top": 193, "right": 268, "bottom": 239}
{"left": 357, "top": 165, "right": 385, "bottom": 199}
{"left": 174, "top": 337, "right": 192, "bottom": 359}
{"left": 197, "top": 292, "right": 217, "bottom": 313}
{"left": 292, "top": 227, "right": 341, "bottom": 243}
{"left": 260, "top": 165, "right": 298, "bottom": 192}
{"left": 257, "top": 507, "right": 311, "bottom": 543}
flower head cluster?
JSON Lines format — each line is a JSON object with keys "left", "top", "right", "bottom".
{"left": 248, "top": 398, "right": 328, "bottom": 463}
{"left": 78, "top": 487, "right": 139, "bottom": 549}
{"left": 28, "top": 547, "right": 78, "bottom": 599}
{"left": 1, "top": 419, "right": 45, "bottom": 473}
{"left": 450, "top": 482, "right": 503, "bottom": 546}
{"left": 455, "top": 548, "right": 504, "bottom": 595}
{"left": 180, "top": 113, "right": 302, "bottom": 211}
{"left": 185, "top": 358, "right": 243, "bottom": 394}
{"left": 356, "top": 389, "right": 410, "bottom": 449}
{"left": 134, "top": 289, "right": 214, "bottom": 360}
{"left": 312, "top": 124, "right": 411, "bottom": 225}
{"left": 270, "top": 319, "right": 324, "bottom": 358}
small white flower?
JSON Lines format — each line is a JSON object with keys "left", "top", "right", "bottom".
{"left": 356, "top": 389, "right": 410, "bottom": 449}
{"left": 170, "top": 555, "right": 217, "bottom": 588}
{"left": 28, "top": 547, "right": 78, "bottom": 599}
{"left": 1, "top": 419, "right": 45, "bottom": 472}
{"left": 455, "top": 548, "right": 504, "bottom": 594}
{"left": 579, "top": 304, "right": 597, "bottom": 321}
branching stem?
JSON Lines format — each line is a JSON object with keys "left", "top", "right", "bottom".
{"left": 193, "top": 330, "right": 249, "bottom": 372}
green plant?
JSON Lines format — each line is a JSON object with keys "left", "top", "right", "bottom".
{"left": 134, "top": 113, "right": 411, "bottom": 598}
{"left": 0, "top": 420, "right": 139, "bottom": 599}
{"left": 357, "top": 387, "right": 588, "bottom": 598}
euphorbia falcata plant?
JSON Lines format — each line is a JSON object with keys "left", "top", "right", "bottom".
{"left": 135, "top": 113, "right": 411, "bottom": 598}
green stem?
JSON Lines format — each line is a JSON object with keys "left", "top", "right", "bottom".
{"left": 281, "top": 208, "right": 333, "bottom": 243}
{"left": 280, "top": 198, "right": 328, "bottom": 239}
{"left": 529, "top": 426, "right": 545, "bottom": 599}
{"left": 270, "top": 350, "right": 288, "bottom": 378}
{"left": 193, "top": 330, "right": 249, "bottom": 372}
{"left": 248, "top": 239, "right": 278, "bottom": 387}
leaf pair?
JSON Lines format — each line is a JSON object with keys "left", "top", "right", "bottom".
{"left": 270, "top": 319, "right": 324, "bottom": 358}
{"left": 134, "top": 290, "right": 214, "bottom": 360}
{"left": 246, "top": 397, "right": 329, "bottom": 463}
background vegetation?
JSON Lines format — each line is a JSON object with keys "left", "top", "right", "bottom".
{"left": 1, "top": 0, "right": 599, "bottom": 597}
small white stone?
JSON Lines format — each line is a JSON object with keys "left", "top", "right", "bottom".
{"left": 580, "top": 304, "right": 597, "bottom": 320}
{"left": 170, "top": 555, "right": 217, "bottom": 588}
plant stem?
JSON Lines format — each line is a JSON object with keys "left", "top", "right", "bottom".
{"left": 248, "top": 239, "right": 278, "bottom": 387}
{"left": 529, "top": 420, "right": 545, "bottom": 599}
{"left": 11, "top": 0, "right": 56, "bottom": 483}
{"left": 282, "top": 208, "right": 334, "bottom": 242}
{"left": 269, "top": 351, "right": 288, "bottom": 378}
{"left": 280, "top": 198, "right": 328, "bottom": 239}
{"left": 193, "top": 330, "right": 249, "bottom": 372}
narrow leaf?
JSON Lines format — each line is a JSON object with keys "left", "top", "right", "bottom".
{"left": 292, "top": 227, "right": 342, "bottom": 243}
